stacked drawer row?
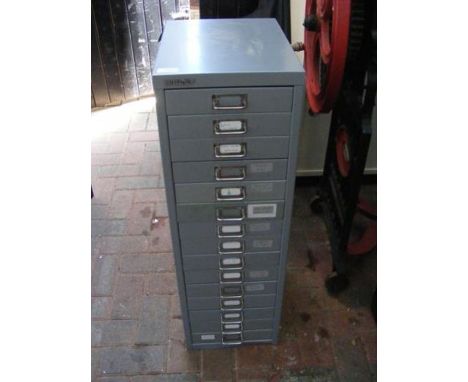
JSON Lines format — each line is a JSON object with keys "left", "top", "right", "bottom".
{"left": 166, "top": 87, "right": 293, "bottom": 347}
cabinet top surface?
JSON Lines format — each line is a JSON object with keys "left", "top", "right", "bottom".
{"left": 153, "top": 19, "right": 304, "bottom": 87}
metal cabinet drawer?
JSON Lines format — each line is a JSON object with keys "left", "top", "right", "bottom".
{"left": 179, "top": 220, "right": 282, "bottom": 241}
{"left": 176, "top": 201, "right": 284, "bottom": 222}
{"left": 185, "top": 281, "right": 278, "bottom": 298}
{"left": 182, "top": 252, "right": 280, "bottom": 271}
{"left": 170, "top": 136, "right": 289, "bottom": 162}
{"left": 191, "top": 318, "right": 273, "bottom": 333}
{"left": 187, "top": 294, "right": 275, "bottom": 310}
{"left": 168, "top": 113, "right": 291, "bottom": 139}
{"left": 165, "top": 87, "right": 293, "bottom": 115}
{"left": 192, "top": 329, "right": 273, "bottom": 345}
{"left": 189, "top": 307, "right": 275, "bottom": 323}
{"left": 184, "top": 266, "right": 278, "bottom": 284}
{"left": 175, "top": 180, "right": 286, "bottom": 204}
{"left": 172, "top": 159, "right": 288, "bottom": 183}
{"left": 180, "top": 232, "right": 281, "bottom": 255}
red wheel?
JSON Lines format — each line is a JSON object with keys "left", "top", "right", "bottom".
{"left": 304, "top": 0, "right": 351, "bottom": 113}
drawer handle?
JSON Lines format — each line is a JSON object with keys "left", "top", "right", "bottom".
{"left": 222, "top": 332, "right": 243, "bottom": 345}
{"left": 221, "top": 297, "right": 243, "bottom": 310}
{"left": 212, "top": 94, "right": 248, "bottom": 110}
{"left": 223, "top": 322, "right": 242, "bottom": 332}
{"left": 216, "top": 207, "right": 245, "bottom": 222}
{"left": 216, "top": 187, "right": 246, "bottom": 201}
{"left": 214, "top": 120, "right": 247, "bottom": 135}
{"left": 220, "top": 270, "right": 243, "bottom": 283}
{"left": 214, "top": 143, "right": 246, "bottom": 158}
{"left": 220, "top": 256, "right": 244, "bottom": 270}
{"left": 215, "top": 166, "right": 246, "bottom": 181}
{"left": 222, "top": 311, "right": 242, "bottom": 322}
{"left": 217, "top": 224, "right": 245, "bottom": 238}
{"left": 218, "top": 241, "right": 244, "bottom": 254}
{"left": 220, "top": 285, "right": 243, "bottom": 297}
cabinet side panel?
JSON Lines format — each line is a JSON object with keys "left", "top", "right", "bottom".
{"left": 153, "top": 86, "right": 194, "bottom": 348}
{"left": 272, "top": 85, "right": 305, "bottom": 343}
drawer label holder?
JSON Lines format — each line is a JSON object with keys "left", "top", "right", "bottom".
{"left": 214, "top": 143, "right": 247, "bottom": 158}
{"left": 214, "top": 120, "right": 247, "bottom": 135}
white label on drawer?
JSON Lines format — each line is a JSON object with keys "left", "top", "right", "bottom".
{"left": 248, "top": 222, "right": 272, "bottom": 232}
{"left": 249, "top": 270, "right": 269, "bottom": 278}
{"left": 223, "top": 299, "right": 241, "bottom": 306}
{"left": 221, "top": 225, "right": 242, "bottom": 234}
{"left": 245, "top": 283, "right": 265, "bottom": 292}
{"left": 247, "top": 204, "right": 277, "bottom": 219}
{"left": 222, "top": 241, "right": 242, "bottom": 250}
{"left": 224, "top": 312, "right": 241, "bottom": 319}
{"left": 253, "top": 239, "right": 273, "bottom": 249}
{"left": 222, "top": 257, "right": 242, "bottom": 266}
{"left": 219, "top": 120, "right": 242, "bottom": 131}
{"left": 220, "top": 187, "right": 242, "bottom": 197}
{"left": 219, "top": 144, "right": 242, "bottom": 154}
{"left": 224, "top": 323, "right": 241, "bottom": 330}
{"left": 249, "top": 162, "right": 273, "bottom": 173}
{"left": 223, "top": 272, "right": 241, "bottom": 280}
{"left": 250, "top": 183, "right": 273, "bottom": 193}
{"left": 201, "top": 334, "right": 215, "bottom": 341}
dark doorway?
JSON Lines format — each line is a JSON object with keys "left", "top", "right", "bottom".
{"left": 91, "top": 0, "right": 190, "bottom": 108}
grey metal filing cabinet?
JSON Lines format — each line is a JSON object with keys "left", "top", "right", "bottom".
{"left": 153, "top": 18, "right": 304, "bottom": 349}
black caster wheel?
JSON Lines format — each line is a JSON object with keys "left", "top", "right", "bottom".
{"left": 310, "top": 195, "right": 323, "bottom": 214}
{"left": 325, "top": 273, "right": 349, "bottom": 295}
{"left": 371, "top": 289, "right": 377, "bottom": 322}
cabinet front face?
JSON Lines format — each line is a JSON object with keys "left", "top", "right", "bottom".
{"left": 156, "top": 85, "right": 302, "bottom": 348}
{"left": 170, "top": 86, "right": 287, "bottom": 347}
{"left": 153, "top": 19, "right": 304, "bottom": 349}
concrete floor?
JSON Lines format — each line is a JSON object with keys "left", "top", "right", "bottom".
{"left": 91, "top": 98, "right": 377, "bottom": 381}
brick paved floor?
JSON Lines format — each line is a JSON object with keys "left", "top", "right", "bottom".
{"left": 91, "top": 98, "right": 377, "bottom": 382}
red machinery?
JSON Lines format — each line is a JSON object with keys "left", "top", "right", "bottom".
{"left": 303, "top": 0, "right": 352, "bottom": 113}
{"left": 295, "top": 0, "right": 377, "bottom": 296}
